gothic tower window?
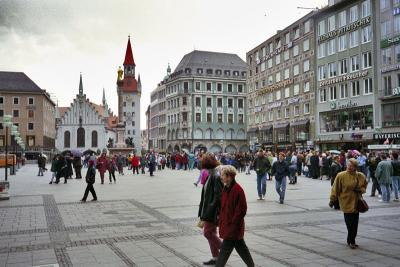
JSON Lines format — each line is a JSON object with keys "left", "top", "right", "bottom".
{"left": 91, "top": 131, "right": 98, "bottom": 147}
{"left": 64, "top": 131, "right": 70, "bottom": 148}
{"left": 77, "top": 127, "right": 85, "bottom": 147}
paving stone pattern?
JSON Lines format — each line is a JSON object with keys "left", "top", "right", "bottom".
{"left": 0, "top": 165, "right": 400, "bottom": 266}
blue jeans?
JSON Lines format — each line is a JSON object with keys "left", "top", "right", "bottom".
{"left": 275, "top": 176, "right": 287, "bottom": 201}
{"left": 256, "top": 173, "right": 267, "bottom": 197}
{"left": 380, "top": 183, "right": 391, "bottom": 202}
{"left": 392, "top": 176, "right": 400, "bottom": 199}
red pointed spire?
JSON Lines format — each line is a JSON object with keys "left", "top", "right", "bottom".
{"left": 123, "top": 36, "right": 135, "bottom": 66}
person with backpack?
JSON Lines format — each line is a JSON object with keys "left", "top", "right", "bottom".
{"left": 253, "top": 150, "right": 271, "bottom": 200}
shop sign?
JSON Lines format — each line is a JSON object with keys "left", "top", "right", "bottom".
{"left": 373, "top": 132, "right": 400, "bottom": 140}
{"left": 287, "top": 97, "right": 300, "bottom": 105}
{"left": 318, "top": 16, "right": 371, "bottom": 43}
{"left": 368, "top": 144, "right": 400, "bottom": 150}
{"left": 258, "top": 79, "right": 294, "bottom": 95}
{"left": 381, "top": 35, "right": 400, "bottom": 48}
{"left": 320, "top": 71, "right": 368, "bottom": 87}
{"left": 330, "top": 99, "right": 358, "bottom": 110}
{"left": 257, "top": 42, "right": 293, "bottom": 65}
{"left": 351, "top": 133, "right": 363, "bottom": 140}
{"left": 381, "top": 64, "right": 400, "bottom": 73}
{"left": 393, "top": 87, "right": 400, "bottom": 96}
{"left": 268, "top": 101, "right": 283, "bottom": 109}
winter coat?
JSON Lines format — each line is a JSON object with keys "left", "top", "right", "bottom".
{"left": 392, "top": 159, "right": 400, "bottom": 176}
{"left": 198, "top": 168, "right": 222, "bottom": 224}
{"left": 97, "top": 156, "right": 109, "bottom": 174}
{"left": 131, "top": 156, "right": 140, "bottom": 167}
{"left": 310, "top": 155, "right": 320, "bottom": 178}
{"left": 272, "top": 160, "right": 289, "bottom": 181}
{"left": 219, "top": 180, "right": 247, "bottom": 240}
{"left": 330, "top": 170, "right": 367, "bottom": 213}
{"left": 85, "top": 166, "right": 96, "bottom": 184}
{"left": 253, "top": 156, "right": 271, "bottom": 176}
{"left": 376, "top": 160, "right": 393, "bottom": 184}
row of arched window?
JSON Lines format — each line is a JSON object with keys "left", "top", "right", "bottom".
{"left": 64, "top": 128, "right": 98, "bottom": 148}
{"left": 167, "top": 128, "right": 246, "bottom": 141}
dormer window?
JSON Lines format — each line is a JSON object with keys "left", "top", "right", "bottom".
{"left": 224, "top": 70, "right": 231, "bottom": 76}
{"left": 233, "top": 71, "right": 239, "bottom": 76}
{"left": 216, "top": 69, "right": 222, "bottom": 75}
{"left": 206, "top": 69, "right": 213, "bottom": 74}
{"left": 197, "top": 68, "right": 203, "bottom": 74}
{"left": 185, "top": 68, "right": 191, "bottom": 74}
{"left": 241, "top": 71, "right": 246, "bottom": 77}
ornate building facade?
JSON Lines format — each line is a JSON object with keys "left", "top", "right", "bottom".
{"left": 116, "top": 37, "right": 142, "bottom": 149}
{"left": 55, "top": 74, "right": 117, "bottom": 153}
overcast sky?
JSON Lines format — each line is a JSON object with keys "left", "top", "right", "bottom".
{"left": 0, "top": 0, "right": 326, "bottom": 129}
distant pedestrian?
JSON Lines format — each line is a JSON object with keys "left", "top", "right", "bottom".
{"left": 49, "top": 155, "right": 58, "bottom": 184}
{"left": 330, "top": 158, "right": 367, "bottom": 249}
{"left": 108, "top": 156, "right": 117, "bottom": 184}
{"left": 391, "top": 152, "right": 400, "bottom": 202}
{"left": 148, "top": 152, "right": 156, "bottom": 176}
{"left": 375, "top": 153, "right": 393, "bottom": 203}
{"left": 253, "top": 150, "right": 271, "bottom": 200}
{"left": 81, "top": 160, "right": 97, "bottom": 202}
{"left": 131, "top": 153, "right": 140, "bottom": 175}
{"left": 97, "top": 153, "right": 108, "bottom": 184}
{"left": 37, "top": 154, "right": 45, "bottom": 176}
{"left": 272, "top": 152, "right": 289, "bottom": 204}
{"left": 216, "top": 165, "right": 254, "bottom": 267}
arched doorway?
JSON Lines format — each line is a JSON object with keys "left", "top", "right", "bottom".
{"left": 209, "top": 144, "right": 222, "bottom": 153}
{"left": 77, "top": 127, "right": 85, "bottom": 147}
{"left": 174, "top": 144, "right": 180, "bottom": 152}
{"left": 91, "top": 131, "right": 98, "bottom": 147}
{"left": 224, "top": 144, "right": 237, "bottom": 153}
{"left": 167, "top": 145, "right": 173, "bottom": 153}
{"left": 64, "top": 131, "right": 70, "bottom": 148}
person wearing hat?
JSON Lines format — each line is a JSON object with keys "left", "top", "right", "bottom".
{"left": 81, "top": 160, "right": 97, "bottom": 202}
{"left": 330, "top": 158, "right": 367, "bottom": 249}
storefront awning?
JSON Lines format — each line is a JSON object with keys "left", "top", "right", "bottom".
{"left": 291, "top": 120, "right": 309, "bottom": 127}
{"left": 260, "top": 125, "right": 273, "bottom": 131}
{"left": 247, "top": 127, "right": 258, "bottom": 133}
{"left": 274, "top": 123, "right": 289, "bottom": 129}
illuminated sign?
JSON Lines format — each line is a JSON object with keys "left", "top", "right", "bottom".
{"left": 318, "top": 16, "right": 371, "bottom": 43}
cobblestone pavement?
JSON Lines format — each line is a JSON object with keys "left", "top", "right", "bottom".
{"left": 0, "top": 165, "right": 400, "bottom": 267}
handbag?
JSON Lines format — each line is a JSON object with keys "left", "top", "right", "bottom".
{"left": 355, "top": 175, "right": 369, "bottom": 213}
{"left": 196, "top": 220, "right": 205, "bottom": 229}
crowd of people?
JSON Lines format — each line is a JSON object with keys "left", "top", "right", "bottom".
{"left": 35, "top": 146, "right": 400, "bottom": 265}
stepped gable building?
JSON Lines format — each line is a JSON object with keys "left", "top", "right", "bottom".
{"left": 55, "top": 74, "right": 117, "bottom": 153}
{"left": 0, "top": 71, "right": 56, "bottom": 156}
{"left": 161, "top": 50, "right": 248, "bottom": 153}
{"left": 246, "top": 11, "right": 317, "bottom": 152}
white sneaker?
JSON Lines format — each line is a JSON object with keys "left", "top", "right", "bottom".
{"left": 262, "top": 195, "right": 265, "bottom": 200}
{"left": 378, "top": 194, "right": 382, "bottom": 199}
{"left": 257, "top": 197, "right": 262, "bottom": 200}
{"left": 378, "top": 199, "right": 383, "bottom": 202}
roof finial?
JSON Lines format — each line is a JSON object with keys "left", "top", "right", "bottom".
{"left": 102, "top": 87, "right": 106, "bottom": 106}
{"left": 79, "top": 73, "right": 83, "bottom": 96}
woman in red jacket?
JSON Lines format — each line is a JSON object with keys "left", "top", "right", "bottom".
{"left": 216, "top": 165, "right": 254, "bottom": 267}
{"left": 96, "top": 153, "right": 108, "bottom": 184}
{"left": 131, "top": 153, "right": 140, "bottom": 175}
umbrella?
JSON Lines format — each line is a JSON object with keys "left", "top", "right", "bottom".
{"left": 71, "top": 149, "right": 82, "bottom": 157}
{"left": 182, "top": 148, "right": 189, "bottom": 154}
{"left": 41, "top": 154, "right": 47, "bottom": 159}
{"left": 329, "top": 150, "right": 341, "bottom": 154}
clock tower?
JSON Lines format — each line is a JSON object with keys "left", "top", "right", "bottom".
{"left": 116, "top": 36, "right": 142, "bottom": 150}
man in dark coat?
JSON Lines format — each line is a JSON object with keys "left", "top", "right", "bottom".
{"left": 81, "top": 160, "right": 97, "bottom": 202}
{"left": 55, "top": 155, "right": 67, "bottom": 184}
{"left": 272, "top": 152, "right": 290, "bottom": 204}
{"left": 253, "top": 150, "right": 271, "bottom": 200}
{"left": 37, "top": 154, "right": 46, "bottom": 176}
{"left": 73, "top": 156, "right": 82, "bottom": 179}
{"left": 216, "top": 165, "right": 254, "bottom": 267}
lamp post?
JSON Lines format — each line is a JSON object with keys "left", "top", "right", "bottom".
{"left": 3, "top": 115, "right": 13, "bottom": 181}
{"left": 10, "top": 125, "right": 18, "bottom": 175}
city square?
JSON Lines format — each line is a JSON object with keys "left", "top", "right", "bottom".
{"left": 0, "top": 166, "right": 400, "bottom": 267}
{"left": 2, "top": 0, "right": 400, "bottom": 266}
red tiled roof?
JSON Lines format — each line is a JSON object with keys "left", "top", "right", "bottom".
{"left": 123, "top": 38, "right": 135, "bottom": 66}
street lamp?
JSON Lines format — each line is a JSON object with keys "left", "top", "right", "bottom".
{"left": 10, "top": 125, "right": 19, "bottom": 175}
{"left": 2, "top": 115, "right": 13, "bottom": 181}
